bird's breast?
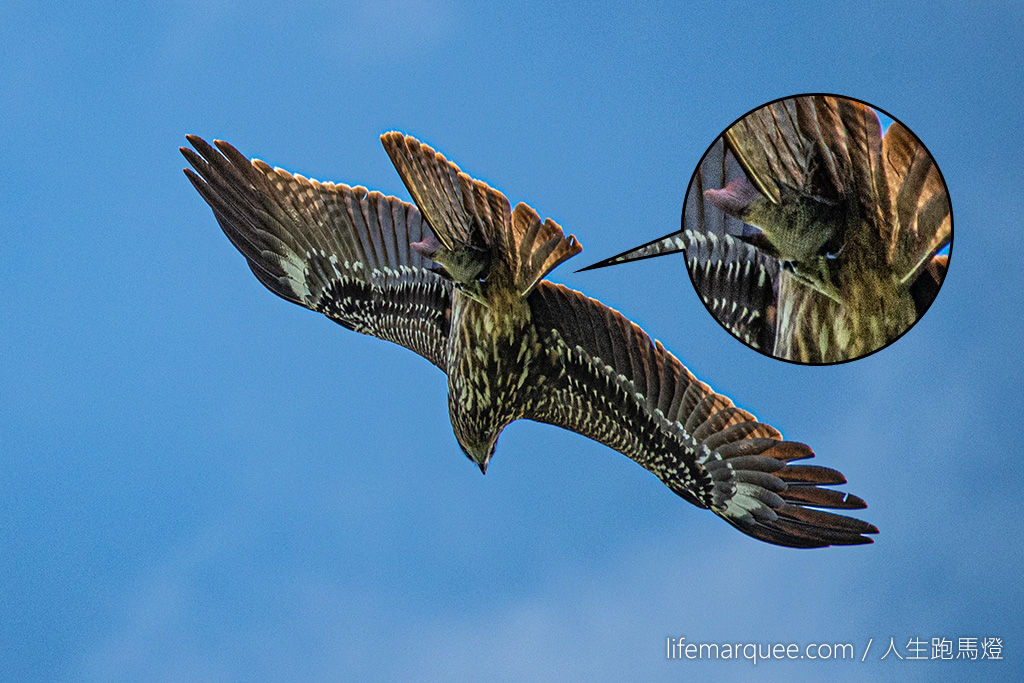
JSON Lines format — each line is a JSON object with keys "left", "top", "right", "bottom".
{"left": 445, "top": 291, "right": 539, "bottom": 448}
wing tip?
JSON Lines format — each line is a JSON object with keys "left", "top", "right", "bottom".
{"left": 731, "top": 508, "right": 879, "bottom": 548}
{"left": 742, "top": 487, "right": 880, "bottom": 547}
{"left": 719, "top": 441, "right": 878, "bottom": 548}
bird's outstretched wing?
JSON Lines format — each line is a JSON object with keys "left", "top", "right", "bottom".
{"left": 525, "top": 281, "right": 877, "bottom": 548}
{"left": 181, "top": 136, "right": 453, "bottom": 370}
{"left": 602, "top": 231, "right": 780, "bottom": 351}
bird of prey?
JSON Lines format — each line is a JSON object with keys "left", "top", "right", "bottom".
{"left": 582, "top": 96, "right": 951, "bottom": 363}
{"left": 181, "top": 133, "right": 877, "bottom": 548}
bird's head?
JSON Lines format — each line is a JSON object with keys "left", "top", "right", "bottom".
{"left": 458, "top": 433, "right": 500, "bottom": 475}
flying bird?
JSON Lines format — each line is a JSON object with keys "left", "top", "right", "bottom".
{"left": 181, "top": 133, "right": 877, "bottom": 548}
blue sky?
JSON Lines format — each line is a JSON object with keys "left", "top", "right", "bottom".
{"left": 1, "top": 1, "right": 1021, "bottom": 681}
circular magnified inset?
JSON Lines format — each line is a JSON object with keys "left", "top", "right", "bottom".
{"left": 682, "top": 94, "right": 952, "bottom": 364}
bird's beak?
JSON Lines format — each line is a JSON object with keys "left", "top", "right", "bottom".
{"left": 459, "top": 442, "right": 494, "bottom": 474}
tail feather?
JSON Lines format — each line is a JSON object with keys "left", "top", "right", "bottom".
{"left": 379, "top": 132, "right": 486, "bottom": 251}
{"left": 381, "top": 131, "right": 512, "bottom": 267}
{"left": 511, "top": 203, "right": 581, "bottom": 295}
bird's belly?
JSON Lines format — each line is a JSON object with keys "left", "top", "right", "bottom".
{"left": 445, "top": 295, "right": 539, "bottom": 443}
